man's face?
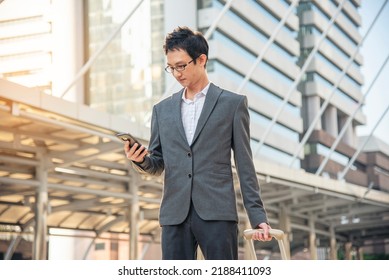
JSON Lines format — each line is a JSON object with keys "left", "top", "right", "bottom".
{"left": 166, "top": 49, "right": 202, "bottom": 88}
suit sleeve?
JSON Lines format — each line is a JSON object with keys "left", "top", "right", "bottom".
{"left": 232, "top": 95, "right": 269, "bottom": 228}
{"left": 132, "top": 105, "right": 164, "bottom": 176}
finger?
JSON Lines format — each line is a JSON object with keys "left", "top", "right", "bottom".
{"left": 253, "top": 231, "right": 263, "bottom": 241}
{"left": 263, "top": 227, "right": 269, "bottom": 240}
{"left": 133, "top": 144, "right": 147, "bottom": 156}
{"left": 125, "top": 144, "right": 138, "bottom": 160}
{"left": 124, "top": 141, "right": 130, "bottom": 152}
{"left": 130, "top": 143, "right": 140, "bottom": 153}
{"left": 129, "top": 144, "right": 141, "bottom": 158}
{"left": 140, "top": 148, "right": 148, "bottom": 158}
{"left": 132, "top": 145, "right": 149, "bottom": 162}
{"left": 265, "top": 226, "right": 272, "bottom": 241}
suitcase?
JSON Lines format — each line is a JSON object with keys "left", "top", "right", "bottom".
{"left": 243, "top": 228, "right": 289, "bottom": 260}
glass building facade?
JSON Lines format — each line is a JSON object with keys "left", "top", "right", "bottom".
{"left": 86, "top": 0, "right": 165, "bottom": 123}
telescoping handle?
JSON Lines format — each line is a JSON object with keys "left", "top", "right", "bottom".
{"left": 243, "top": 228, "right": 284, "bottom": 240}
{"left": 243, "top": 228, "right": 289, "bottom": 260}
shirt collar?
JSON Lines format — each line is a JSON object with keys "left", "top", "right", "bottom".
{"left": 182, "top": 82, "right": 210, "bottom": 102}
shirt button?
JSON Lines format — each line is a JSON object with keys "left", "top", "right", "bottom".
{"left": 188, "top": 174, "right": 192, "bottom": 178}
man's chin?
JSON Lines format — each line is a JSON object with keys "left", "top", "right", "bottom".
{"left": 177, "top": 79, "right": 187, "bottom": 87}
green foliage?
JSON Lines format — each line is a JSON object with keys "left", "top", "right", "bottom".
{"left": 363, "top": 254, "right": 389, "bottom": 260}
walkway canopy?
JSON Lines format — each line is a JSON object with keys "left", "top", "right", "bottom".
{"left": 1, "top": 78, "right": 389, "bottom": 259}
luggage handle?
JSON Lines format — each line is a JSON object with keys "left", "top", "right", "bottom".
{"left": 243, "top": 228, "right": 289, "bottom": 260}
{"left": 243, "top": 228, "right": 284, "bottom": 241}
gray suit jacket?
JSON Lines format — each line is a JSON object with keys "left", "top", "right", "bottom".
{"left": 134, "top": 83, "right": 268, "bottom": 228}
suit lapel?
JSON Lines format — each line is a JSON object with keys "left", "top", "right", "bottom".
{"left": 172, "top": 89, "right": 188, "bottom": 144}
{"left": 191, "top": 83, "right": 222, "bottom": 145}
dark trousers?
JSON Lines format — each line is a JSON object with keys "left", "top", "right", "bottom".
{"left": 161, "top": 203, "right": 238, "bottom": 260}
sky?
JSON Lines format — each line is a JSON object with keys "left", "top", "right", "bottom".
{"left": 357, "top": 0, "right": 389, "bottom": 144}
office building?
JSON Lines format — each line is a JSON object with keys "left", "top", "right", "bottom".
{"left": 297, "top": 0, "right": 368, "bottom": 185}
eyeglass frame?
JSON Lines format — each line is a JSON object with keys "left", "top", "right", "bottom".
{"left": 164, "top": 55, "right": 201, "bottom": 74}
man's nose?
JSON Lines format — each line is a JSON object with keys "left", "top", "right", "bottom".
{"left": 173, "top": 70, "right": 182, "bottom": 77}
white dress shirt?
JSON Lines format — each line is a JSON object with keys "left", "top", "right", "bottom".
{"left": 181, "top": 83, "right": 210, "bottom": 145}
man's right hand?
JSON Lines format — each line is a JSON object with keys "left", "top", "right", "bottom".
{"left": 124, "top": 141, "right": 148, "bottom": 163}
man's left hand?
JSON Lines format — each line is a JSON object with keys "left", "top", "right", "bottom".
{"left": 252, "top": 223, "right": 272, "bottom": 241}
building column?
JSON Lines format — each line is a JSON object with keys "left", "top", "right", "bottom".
{"left": 51, "top": 0, "right": 85, "bottom": 103}
{"left": 33, "top": 152, "right": 49, "bottom": 260}
{"left": 329, "top": 225, "right": 337, "bottom": 260}
{"left": 324, "top": 105, "right": 338, "bottom": 137}
{"left": 339, "top": 116, "right": 354, "bottom": 147}
{"left": 305, "top": 96, "right": 322, "bottom": 130}
{"left": 345, "top": 242, "right": 353, "bottom": 260}
{"left": 279, "top": 205, "right": 291, "bottom": 260}
{"left": 308, "top": 214, "right": 318, "bottom": 260}
{"left": 357, "top": 247, "right": 364, "bottom": 260}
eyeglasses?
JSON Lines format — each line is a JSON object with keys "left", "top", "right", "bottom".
{"left": 164, "top": 57, "right": 197, "bottom": 74}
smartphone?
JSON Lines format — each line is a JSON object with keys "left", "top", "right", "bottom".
{"left": 115, "top": 132, "right": 141, "bottom": 148}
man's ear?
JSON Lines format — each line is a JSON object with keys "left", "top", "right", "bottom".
{"left": 199, "top": 53, "right": 208, "bottom": 66}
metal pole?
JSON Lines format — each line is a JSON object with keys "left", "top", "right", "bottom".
{"left": 82, "top": 238, "right": 95, "bottom": 260}
{"left": 4, "top": 220, "right": 35, "bottom": 260}
{"left": 33, "top": 151, "right": 49, "bottom": 260}
{"left": 129, "top": 167, "right": 140, "bottom": 259}
{"left": 279, "top": 205, "right": 291, "bottom": 260}
{"left": 5, "top": 236, "right": 23, "bottom": 260}
{"left": 203, "top": 0, "right": 235, "bottom": 40}
{"left": 329, "top": 225, "right": 337, "bottom": 260}
{"left": 59, "top": 0, "right": 145, "bottom": 99}
{"left": 308, "top": 214, "right": 318, "bottom": 260}
{"left": 82, "top": 217, "right": 125, "bottom": 259}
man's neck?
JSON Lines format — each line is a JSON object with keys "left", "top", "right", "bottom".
{"left": 185, "top": 79, "right": 210, "bottom": 100}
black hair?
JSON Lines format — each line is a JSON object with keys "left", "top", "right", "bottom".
{"left": 163, "top": 26, "right": 208, "bottom": 65}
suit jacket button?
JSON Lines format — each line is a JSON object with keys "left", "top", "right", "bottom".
{"left": 188, "top": 174, "right": 192, "bottom": 178}
{"left": 187, "top": 152, "right": 191, "bottom": 157}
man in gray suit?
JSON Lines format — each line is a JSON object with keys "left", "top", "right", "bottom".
{"left": 124, "top": 26, "right": 271, "bottom": 260}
